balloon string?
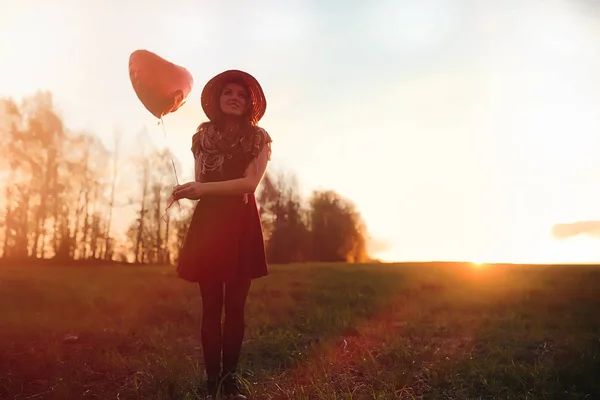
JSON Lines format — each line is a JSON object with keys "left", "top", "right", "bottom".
{"left": 158, "top": 117, "right": 182, "bottom": 223}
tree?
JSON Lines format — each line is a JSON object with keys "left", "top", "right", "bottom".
{"left": 103, "top": 130, "right": 122, "bottom": 261}
{"left": 308, "top": 190, "right": 369, "bottom": 263}
{"left": 0, "top": 89, "right": 372, "bottom": 267}
{"left": 258, "top": 171, "right": 311, "bottom": 263}
{"left": 124, "top": 130, "right": 183, "bottom": 265}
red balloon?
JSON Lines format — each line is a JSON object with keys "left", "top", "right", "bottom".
{"left": 129, "top": 49, "right": 194, "bottom": 119}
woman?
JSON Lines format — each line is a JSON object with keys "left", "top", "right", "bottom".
{"left": 172, "top": 69, "right": 272, "bottom": 399}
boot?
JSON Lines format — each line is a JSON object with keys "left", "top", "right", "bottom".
{"left": 205, "top": 378, "right": 220, "bottom": 399}
{"left": 221, "top": 372, "right": 247, "bottom": 399}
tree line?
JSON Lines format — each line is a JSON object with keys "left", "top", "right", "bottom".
{"left": 0, "top": 91, "right": 370, "bottom": 266}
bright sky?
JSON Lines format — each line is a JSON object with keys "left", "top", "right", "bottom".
{"left": 2, "top": 0, "right": 600, "bottom": 263}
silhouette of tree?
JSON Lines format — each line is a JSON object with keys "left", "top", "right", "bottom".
{"left": 69, "top": 133, "right": 110, "bottom": 260}
{"left": 0, "top": 90, "right": 372, "bottom": 266}
{"left": 257, "top": 172, "right": 370, "bottom": 264}
{"left": 262, "top": 171, "right": 311, "bottom": 263}
{"left": 167, "top": 202, "right": 194, "bottom": 265}
{"left": 307, "top": 190, "right": 368, "bottom": 263}
{"left": 103, "top": 130, "right": 122, "bottom": 261}
{"left": 123, "top": 130, "right": 182, "bottom": 264}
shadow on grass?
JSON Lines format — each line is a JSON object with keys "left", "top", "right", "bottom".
{"left": 239, "top": 263, "right": 406, "bottom": 375}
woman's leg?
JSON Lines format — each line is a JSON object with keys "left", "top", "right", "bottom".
{"left": 222, "top": 278, "right": 252, "bottom": 376}
{"left": 199, "top": 282, "right": 225, "bottom": 382}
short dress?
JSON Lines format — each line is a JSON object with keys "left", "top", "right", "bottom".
{"left": 176, "top": 124, "right": 271, "bottom": 284}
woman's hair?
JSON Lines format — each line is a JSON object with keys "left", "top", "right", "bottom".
{"left": 211, "top": 78, "right": 257, "bottom": 130}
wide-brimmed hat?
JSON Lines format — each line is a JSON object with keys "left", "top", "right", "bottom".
{"left": 201, "top": 70, "right": 267, "bottom": 123}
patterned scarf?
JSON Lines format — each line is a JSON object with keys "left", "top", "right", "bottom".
{"left": 191, "top": 122, "right": 272, "bottom": 181}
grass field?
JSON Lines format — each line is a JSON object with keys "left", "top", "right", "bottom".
{"left": 1, "top": 262, "right": 599, "bottom": 400}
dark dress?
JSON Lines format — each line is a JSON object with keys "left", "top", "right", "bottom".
{"left": 176, "top": 127, "right": 269, "bottom": 284}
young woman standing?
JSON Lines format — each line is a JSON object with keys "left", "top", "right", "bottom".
{"left": 173, "top": 70, "right": 272, "bottom": 399}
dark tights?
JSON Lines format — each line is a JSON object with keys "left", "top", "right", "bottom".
{"left": 199, "top": 279, "right": 252, "bottom": 380}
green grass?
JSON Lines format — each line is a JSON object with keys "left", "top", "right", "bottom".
{"left": 1, "top": 262, "right": 599, "bottom": 399}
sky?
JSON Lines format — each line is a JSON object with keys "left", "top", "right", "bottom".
{"left": 2, "top": 0, "right": 600, "bottom": 263}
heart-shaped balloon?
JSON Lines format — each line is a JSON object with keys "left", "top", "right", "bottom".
{"left": 129, "top": 50, "right": 194, "bottom": 119}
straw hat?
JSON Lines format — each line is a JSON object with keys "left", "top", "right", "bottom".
{"left": 200, "top": 70, "right": 267, "bottom": 124}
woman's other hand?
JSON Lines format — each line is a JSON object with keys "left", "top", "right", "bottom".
{"left": 172, "top": 182, "right": 204, "bottom": 200}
